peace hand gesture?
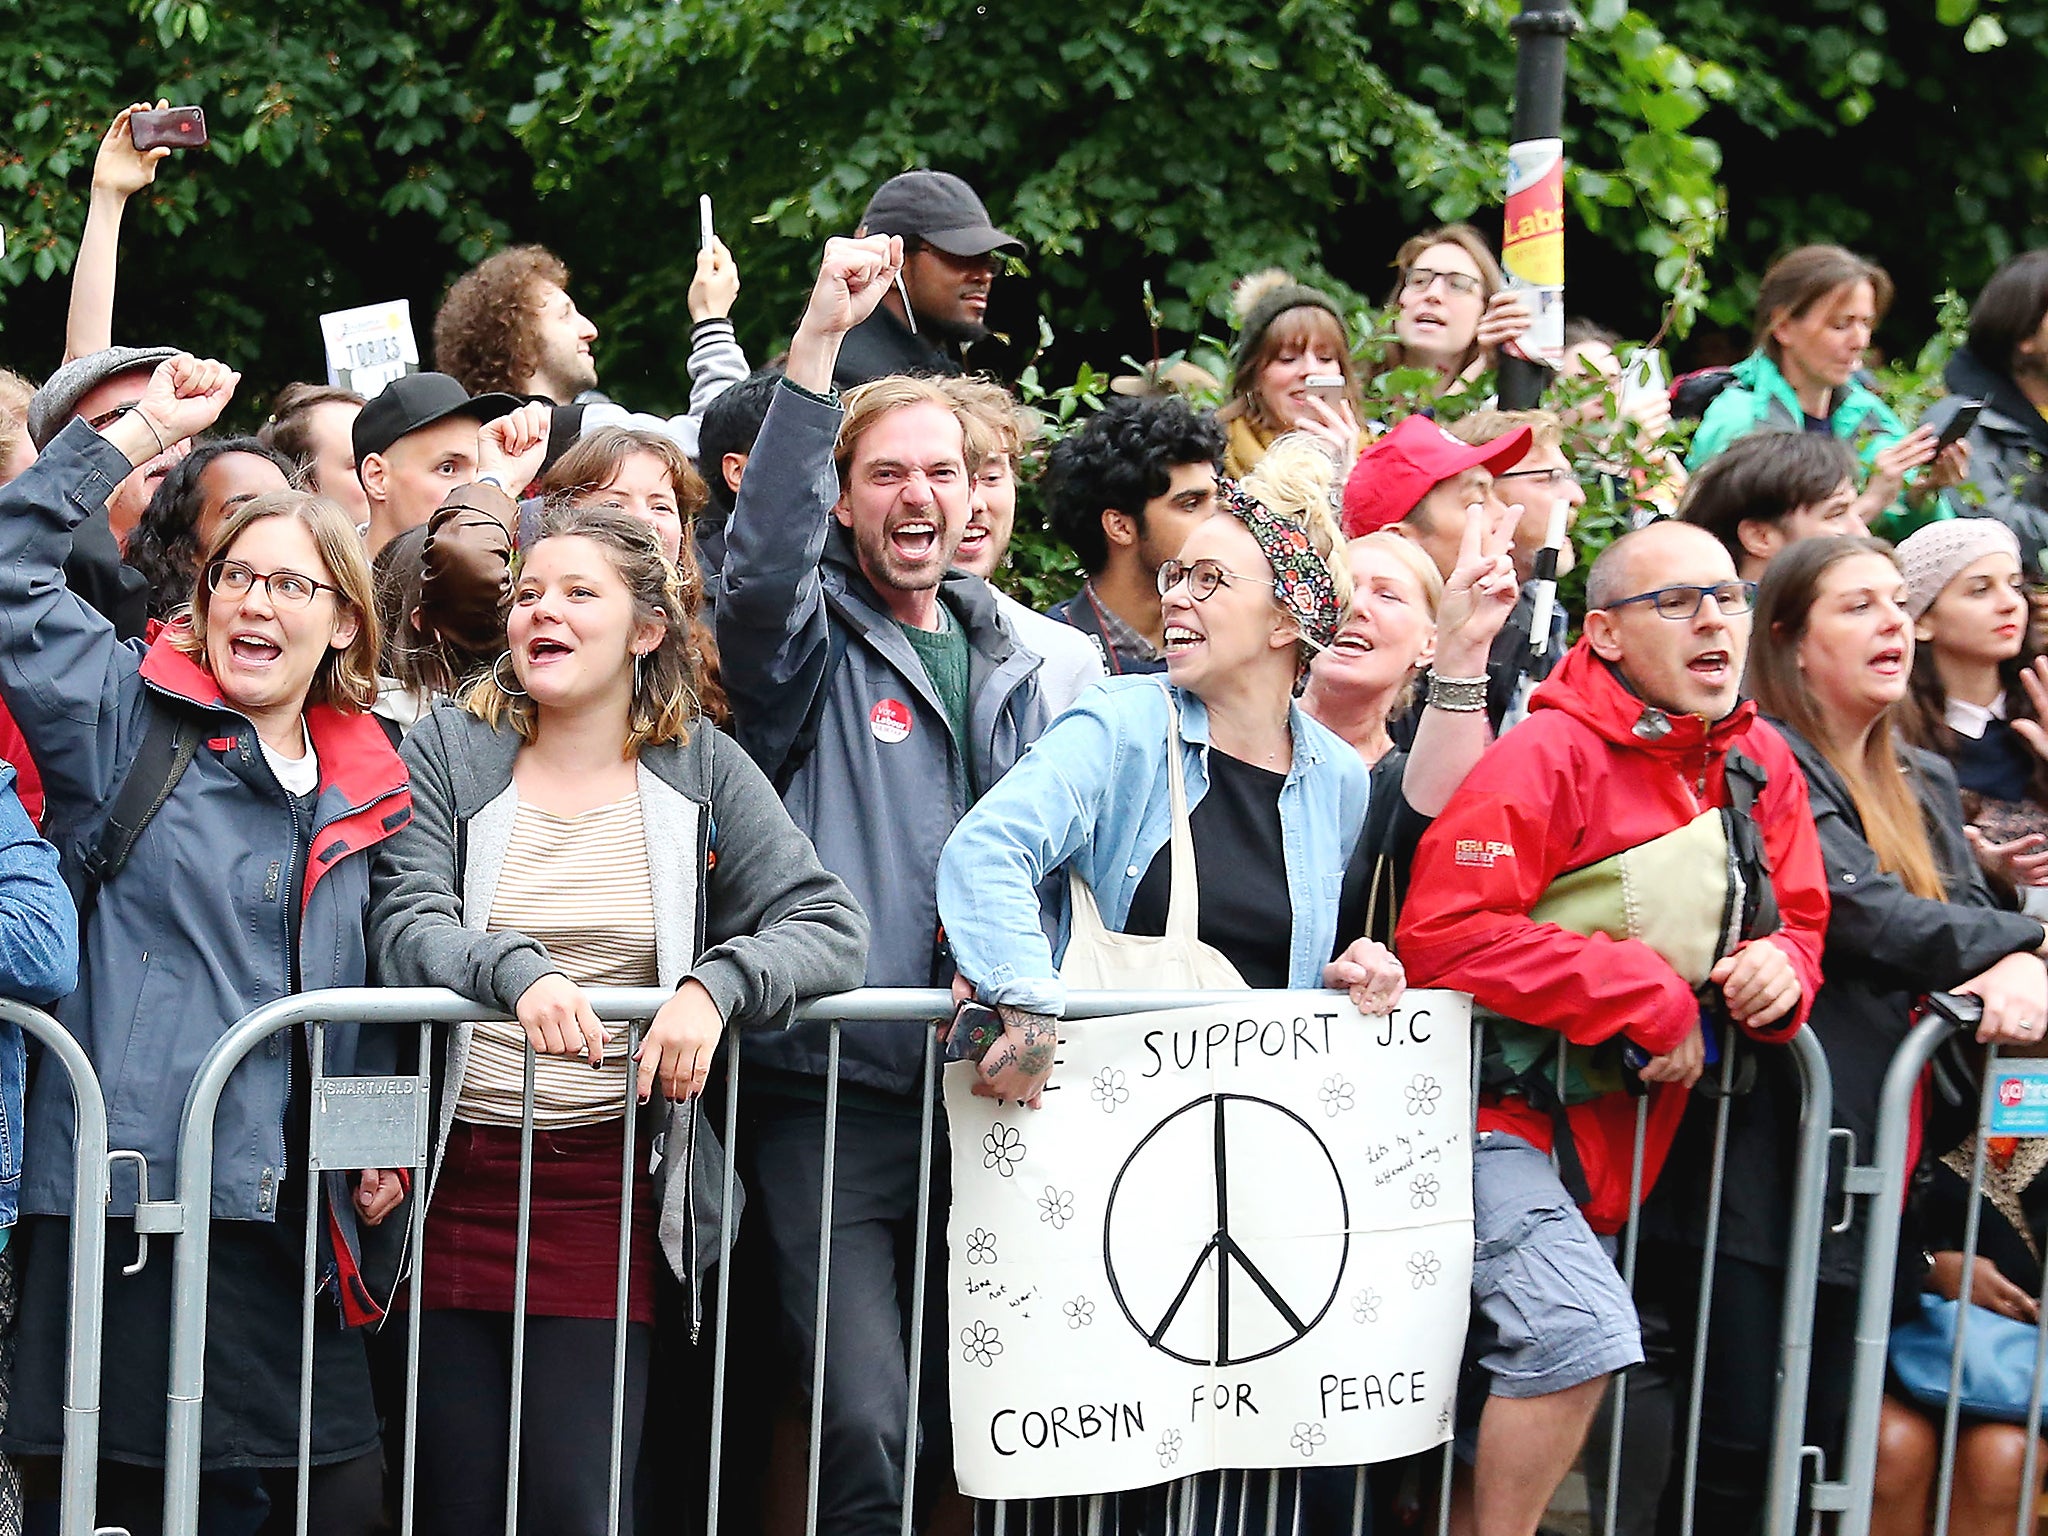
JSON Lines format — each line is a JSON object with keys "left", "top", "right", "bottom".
{"left": 1432, "top": 499, "right": 1521, "bottom": 678}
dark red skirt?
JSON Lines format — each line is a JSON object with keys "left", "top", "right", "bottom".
{"left": 419, "top": 1119, "right": 658, "bottom": 1325}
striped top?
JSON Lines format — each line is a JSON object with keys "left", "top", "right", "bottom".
{"left": 456, "top": 794, "right": 660, "bottom": 1128}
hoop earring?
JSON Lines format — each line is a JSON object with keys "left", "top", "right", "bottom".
{"left": 491, "top": 651, "right": 528, "bottom": 698}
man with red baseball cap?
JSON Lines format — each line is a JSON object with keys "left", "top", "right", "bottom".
{"left": 1343, "top": 413, "right": 1543, "bottom": 731}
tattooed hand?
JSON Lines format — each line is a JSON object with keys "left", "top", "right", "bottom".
{"left": 973, "top": 1007, "right": 1060, "bottom": 1109}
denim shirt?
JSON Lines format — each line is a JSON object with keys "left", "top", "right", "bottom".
{"left": 936, "top": 675, "right": 1369, "bottom": 1015}
{"left": 0, "top": 762, "right": 83, "bottom": 1229}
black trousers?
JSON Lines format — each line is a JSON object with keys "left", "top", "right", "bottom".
{"left": 741, "top": 1094, "right": 950, "bottom": 1536}
{"left": 409, "top": 1309, "right": 652, "bottom": 1536}
{"left": 22, "top": 1452, "right": 384, "bottom": 1536}
{"left": 1585, "top": 1241, "right": 1856, "bottom": 1536}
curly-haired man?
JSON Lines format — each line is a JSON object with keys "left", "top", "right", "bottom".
{"left": 432, "top": 243, "right": 748, "bottom": 461}
{"left": 1043, "top": 397, "right": 1226, "bottom": 675}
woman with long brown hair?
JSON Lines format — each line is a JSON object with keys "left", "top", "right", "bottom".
{"left": 1364, "top": 222, "right": 1533, "bottom": 399}
{"left": 1680, "top": 534, "right": 2048, "bottom": 1532}
{"left": 1687, "top": 244, "right": 1967, "bottom": 540}
{"left": 369, "top": 504, "right": 865, "bottom": 1534}
{"left": 1216, "top": 271, "right": 1365, "bottom": 478}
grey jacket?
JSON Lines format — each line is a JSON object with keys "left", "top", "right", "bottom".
{"left": 715, "top": 382, "right": 1047, "bottom": 1094}
{"left": 1926, "top": 347, "right": 2048, "bottom": 563}
{"left": 367, "top": 705, "right": 868, "bottom": 1287}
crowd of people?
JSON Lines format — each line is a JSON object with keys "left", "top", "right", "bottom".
{"left": 4, "top": 101, "right": 2048, "bottom": 1536}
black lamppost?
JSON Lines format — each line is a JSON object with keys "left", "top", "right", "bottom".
{"left": 1497, "top": 0, "right": 1582, "bottom": 410}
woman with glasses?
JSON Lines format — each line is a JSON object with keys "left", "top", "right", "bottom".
{"left": 1651, "top": 534, "right": 2048, "bottom": 1532}
{"left": 936, "top": 475, "right": 1404, "bottom": 1111}
{"left": 1687, "top": 244, "right": 1967, "bottom": 542}
{"left": 1366, "top": 224, "right": 1533, "bottom": 401}
{"left": 0, "top": 356, "right": 408, "bottom": 1531}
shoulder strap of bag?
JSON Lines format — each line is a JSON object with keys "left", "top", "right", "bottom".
{"left": 1720, "top": 746, "right": 1780, "bottom": 940}
{"left": 1161, "top": 688, "right": 1201, "bottom": 942}
{"left": 77, "top": 696, "right": 203, "bottom": 915}
{"left": 773, "top": 621, "right": 850, "bottom": 795}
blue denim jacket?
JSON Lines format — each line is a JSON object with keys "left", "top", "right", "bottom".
{"left": 937, "top": 675, "right": 1369, "bottom": 1015}
{"left": 0, "top": 761, "right": 83, "bottom": 1229}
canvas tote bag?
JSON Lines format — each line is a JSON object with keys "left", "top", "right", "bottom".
{"left": 1058, "top": 691, "right": 1249, "bottom": 992}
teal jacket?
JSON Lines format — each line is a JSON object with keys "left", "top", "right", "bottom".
{"left": 1686, "top": 351, "right": 1954, "bottom": 542}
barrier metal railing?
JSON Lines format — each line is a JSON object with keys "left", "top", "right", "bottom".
{"left": 12, "top": 986, "right": 1837, "bottom": 1536}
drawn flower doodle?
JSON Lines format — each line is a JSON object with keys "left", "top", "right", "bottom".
{"left": 965, "top": 1228, "right": 998, "bottom": 1265}
{"left": 1406, "top": 1075, "right": 1443, "bottom": 1117}
{"left": 1318, "top": 1076, "right": 1356, "bottom": 1117}
{"left": 1038, "top": 1186, "right": 1076, "bottom": 1230}
{"left": 1407, "top": 1250, "right": 1442, "bottom": 1289}
{"left": 960, "top": 1320, "right": 1004, "bottom": 1367}
{"left": 1291, "top": 1422, "right": 1327, "bottom": 1457}
{"left": 982, "top": 1123, "right": 1025, "bottom": 1177}
{"left": 1351, "top": 1287, "right": 1382, "bottom": 1325}
{"left": 1064, "top": 1296, "right": 1095, "bottom": 1329}
{"left": 1091, "top": 1068, "right": 1130, "bottom": 1113}
{"left": 1410, "top": 1172, "right": 1440, "bottom": 1209}
{"left": 1157, "top": 1428, "right": 1183, "bottom": 1468}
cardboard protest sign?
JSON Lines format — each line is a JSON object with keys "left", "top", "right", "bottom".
{"left": 946, "top": 992, "right": 1473, "bottom": 1500}
{"left": 320, "top": 300, "right": 420, "bottom": 398}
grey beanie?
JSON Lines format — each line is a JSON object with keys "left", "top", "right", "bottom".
{"left": 1897, "top": 517, "right": 2022, "bottom": 618}
{"left": 27, "top": 345, "right": 179, "bottom": 449}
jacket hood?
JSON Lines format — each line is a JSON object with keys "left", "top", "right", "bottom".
{"left": 1944, "top": 346, "right": 2048, "bottom": 450}
{"left": 138, "top": 624, "right": 409, "bottom": 806}
{"left": 1530, "top": 639, "right": 1758, "bottom": 759}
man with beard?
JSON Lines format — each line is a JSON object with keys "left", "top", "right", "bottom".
{"left": 432, "top": 241, "right": 748, "bottom": 461}
{"left": 716, "top": 234, "right": 1046, "bottom": 1536}
{"left": 1042, "top": 396, "right": 1226, "bottom": 675}
{"left": 833, "top": 171, "right": 1023, "bottom": 391}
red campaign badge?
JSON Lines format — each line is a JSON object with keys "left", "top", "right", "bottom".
{"left": 870, "top": 699, "right": 912, "bottom": 744}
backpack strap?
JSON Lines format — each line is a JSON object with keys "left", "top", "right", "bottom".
{"left": 1720, "top": 746, "right": 1781, "bottom": 941}
{"left": 75, "top": 698, "right": 203, "bottom": 918}
{"left": 772, "top": 621, "right": 850, "bottom": 795}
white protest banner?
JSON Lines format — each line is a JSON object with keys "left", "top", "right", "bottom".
{"left": 319, "top": 300, "right": 420, "bottom": 398}
{"left": 946, "top": 991, "right": 1473, "bottom": 1500}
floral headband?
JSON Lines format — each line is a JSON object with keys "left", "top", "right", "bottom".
{"left": 1217, "top": 478, "right": 1340, "bottom": 655}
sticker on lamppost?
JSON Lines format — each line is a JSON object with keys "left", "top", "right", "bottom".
{"left": 945, "top": 992, "right": 1473, "bottom": 1499}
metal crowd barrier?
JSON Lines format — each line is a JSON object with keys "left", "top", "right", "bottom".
{"left": 1830, "top": 1004, "right": 2048, "bottom": 1536}
{"left": 14, "top": 987, "right": 1838, "bottom": 1536}
{"left": 3, "top": 1000, "right": 110, "bottom": 1536}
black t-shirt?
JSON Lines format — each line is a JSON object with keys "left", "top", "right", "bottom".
{"left": 1335, "top": 751, "right": 1435, "bottom": 953}
{"left": 1124, "top": 750, "right": 1292, "bottom": 988}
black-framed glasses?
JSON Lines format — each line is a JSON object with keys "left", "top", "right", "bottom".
{"left": 1495, "top": 467, "right": 1581, "bottom": 490}
{"left": 1604, "top": 581, "right": 1757, "bottom": 621}
{"left": 1400, "top": 266, "right": 1483, "bottom": 299}
{"left": 1157, "top": 558, "right": 1277, "bottom": 602}
{"left": 205, "top": 559, "right": 343, "bottom": 611}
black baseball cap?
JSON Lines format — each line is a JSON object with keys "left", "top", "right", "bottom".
{"left": 352, "top": 372, "right": 521, "bottom": 464}
{"left": 859, "top": 171, "right": 1022, "bottom": 258}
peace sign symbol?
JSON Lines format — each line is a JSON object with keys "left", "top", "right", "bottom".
{"left": 1102, "top": 1093, "right": 1350, "bottom": 1367}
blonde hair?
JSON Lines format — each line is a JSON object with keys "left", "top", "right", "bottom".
{"left": 170, "top": 490, "right": 380, "bottom": 712}
{"left": 835, "top": 376, "right": 996, "bottom": 485}
{"left": 1448, "top": 407, "right": 1562, "bottom": 457}
{"left": 1239, "top": 433, "right": 1353, "bottom": 611}
{"left": 0, "top": 368, "right": 33, "bottom": 484}
{"left": 940, "top": 376, "right": 1041, "bottom": 463}
{"left": 1351, "top": 531, "right": 1445, "bottom": 617}
{"left": 463, "top": 504, "right": 710, "bottom": 756}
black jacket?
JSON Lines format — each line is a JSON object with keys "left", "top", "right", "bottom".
{"left": 1648, "top": 727, "right": 2044, "bottom": 1284}
{"left": 831, "top": 305, "right": 963, "bottom": 392}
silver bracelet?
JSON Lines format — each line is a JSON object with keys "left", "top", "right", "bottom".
{"left": 1426, "top": 673, "right": 1489, "bottom": 713}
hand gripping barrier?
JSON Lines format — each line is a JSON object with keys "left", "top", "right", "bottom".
{"left": 138, "top": 990, "right": 1836, "bottom": 1536}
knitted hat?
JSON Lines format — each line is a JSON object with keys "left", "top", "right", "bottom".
{"left": 1897, "top": 518, "right": 2022, "bottom": 618}
{"left": 1231, "top": 270, "right": 1345, "bottom": 372}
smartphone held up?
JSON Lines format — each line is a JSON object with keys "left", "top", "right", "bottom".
{"left": 129, "top": 107, "right": 208, "bottom": 153}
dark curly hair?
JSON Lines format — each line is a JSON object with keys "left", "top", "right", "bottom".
{"left": 1043, "top": 398, "right": 1226, "bottom": 574}
{"left": 126, "top": 438, "right": 300, "bottom": 619}
{"left": 432, "top": 245, "right": 570, "bottom": 398}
